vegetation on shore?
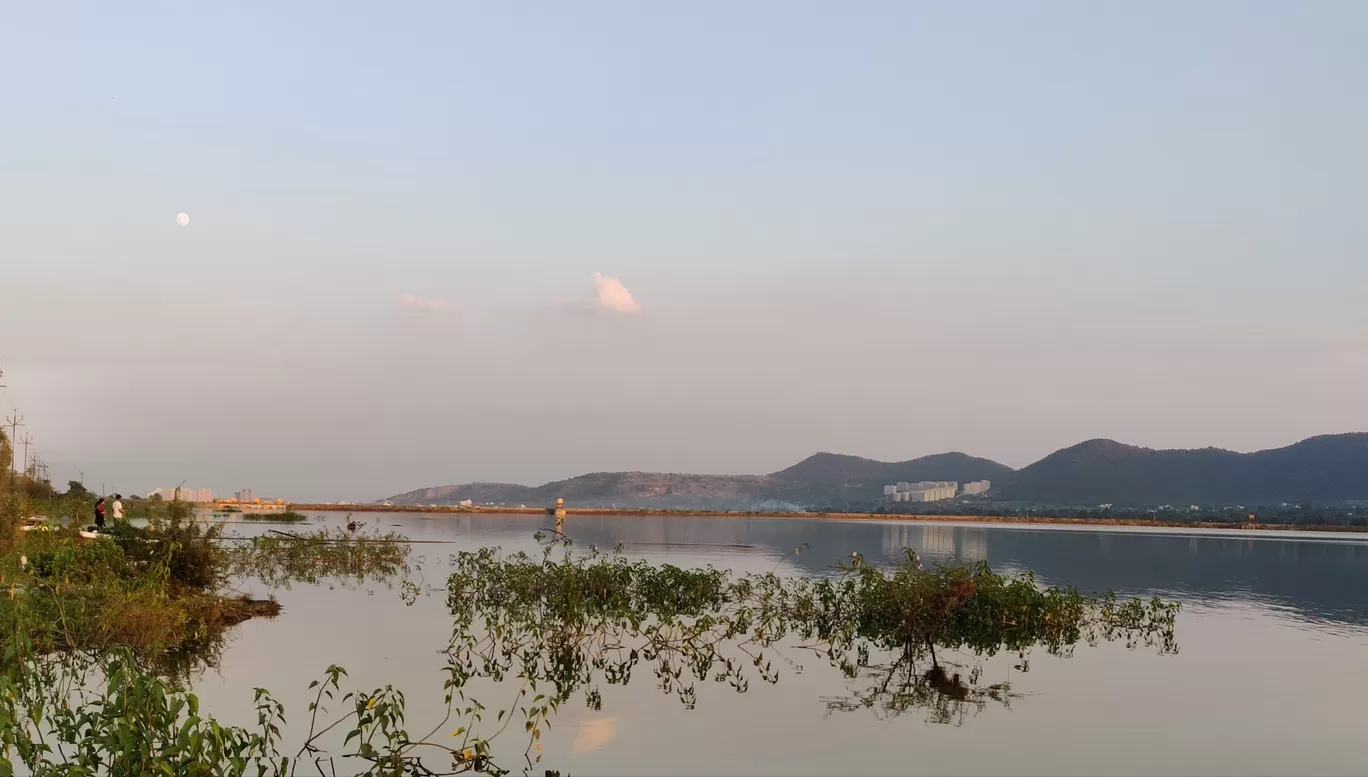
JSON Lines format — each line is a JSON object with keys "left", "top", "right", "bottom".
{"left": 1, "top": 476, "right": 410, "bottom": 664}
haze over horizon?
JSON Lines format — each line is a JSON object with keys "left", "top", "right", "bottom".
{"left": 3, "top": 2, "right": 1366, "bottom": 501}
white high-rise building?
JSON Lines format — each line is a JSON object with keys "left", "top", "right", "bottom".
{"left": 962, "top": 480, "right": 991, "bottom": 496}
{"left": 147, "top": 486, "right": 213, "bottom": 502}
{"left": 886, "top": 481, "right": 959, "bottom": 503}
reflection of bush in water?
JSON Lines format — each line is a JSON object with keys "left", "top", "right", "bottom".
{"left": 824, "top": 658, "right": 1025, "bottom": 725}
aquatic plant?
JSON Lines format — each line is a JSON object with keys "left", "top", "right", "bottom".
{"left": 225, "top": 525, "right": 412, "bottom": 589}
{"left": 240, "top": 510, "right": 311, "bottom": 523}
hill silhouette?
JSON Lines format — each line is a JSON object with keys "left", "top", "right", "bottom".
{"left": 386, "top": 451, "right": 1013, "bottom": 509}
{"left": 767, "top": 452, "right": 1015, "bottom": 505}
{"left": 994, "top": 433, "right": 1368, "bottom": 506}
{"left": 385, "top": 433, "right": 1368, "bottom": 510}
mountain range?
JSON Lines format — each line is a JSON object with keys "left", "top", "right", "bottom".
{"left": 385, "top": 433, "right": 1368, "bottom": 510}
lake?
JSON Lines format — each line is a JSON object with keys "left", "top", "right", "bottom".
{"left": 193, "top": 512, "right": 1368, "bottom": 776}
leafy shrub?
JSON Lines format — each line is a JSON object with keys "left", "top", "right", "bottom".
{"left": 106, "top": 501, "right": 225, "bottom": 592}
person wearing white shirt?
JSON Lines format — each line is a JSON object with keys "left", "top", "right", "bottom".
{"left": 112, "top": 494, "right": 124, "bottom": 521}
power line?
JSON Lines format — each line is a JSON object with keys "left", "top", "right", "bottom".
{"left": 18, "top": 435, "right": 34, "bottom": 476}
{"left": 4, "top": 410, "right": 24, "bottom": 478}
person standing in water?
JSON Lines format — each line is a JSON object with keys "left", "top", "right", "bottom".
{"left": 93, "top": 498, "right": 106, "bottom": 530}
{"left": 112, "top": 494, "right": 124, "bottom": 522}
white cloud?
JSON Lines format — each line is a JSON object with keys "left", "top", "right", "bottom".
{"left": 592, "top": 273, "right": 642, "bottom": 314}
{"left": 398, "top": 294, "right": 448, "bottom": 312}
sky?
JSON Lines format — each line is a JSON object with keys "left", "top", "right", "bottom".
{"left": 2, "top": 1, "right": 1366, "bottom": 501}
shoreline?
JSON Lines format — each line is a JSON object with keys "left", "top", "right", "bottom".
{"left": 285, "top": 503, "right": 1368, "bottom": 534}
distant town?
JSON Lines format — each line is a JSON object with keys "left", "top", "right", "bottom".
{"left": 884, "top": 480, "right": 991, "bottom": 503}
{"left": 145, "top": 487, "right": 282, "bottom": 506}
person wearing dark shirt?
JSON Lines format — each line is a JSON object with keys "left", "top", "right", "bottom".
{"left": 94, "top": 498, "right": 106, "bottom": 530}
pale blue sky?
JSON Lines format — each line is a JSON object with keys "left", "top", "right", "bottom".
{"left": 2, "top": 2, "right": 1365, "bottom": 500}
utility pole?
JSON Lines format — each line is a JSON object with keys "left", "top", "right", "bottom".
{"left": 4, "top": 410, "right": 23, "bottom": 477}
{"left": 79, "top": 470, "right": 86, "bottom": 486}
{"left": 18, "top": 432, "right": 33, "bottom": 478}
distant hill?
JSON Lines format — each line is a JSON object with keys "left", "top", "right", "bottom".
{"left": 385, "top": 433, "right": 1368, "bottom": 510}
{"left": 767, "top": 452, "right": 1015, "bottom": 506}
{"left": 385, "top": 451, "right": 1014, "bottom": 510}
{"left": 993, "top": 433, "right": 1368, "bottom": 506}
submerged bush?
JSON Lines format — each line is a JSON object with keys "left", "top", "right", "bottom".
{"left": 240, "top": 510, "right": 311, "bottom": 523}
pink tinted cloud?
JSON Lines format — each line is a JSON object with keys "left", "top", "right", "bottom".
{"left": 399, "top": 294, "right": 449, "bottom": 312}
{"left": 592, "top": 273, "right": 642, "bottom": 314}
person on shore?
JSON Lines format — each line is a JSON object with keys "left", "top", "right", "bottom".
{"left": 112, "top": 494, "right": 124, "bottom": 522}
{"left": 94, "top": 498, "right": 106, "bottom": 530}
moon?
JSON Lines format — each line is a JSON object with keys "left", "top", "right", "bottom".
{"left": 176, "top": 213, "right": 190, "bottom": 227}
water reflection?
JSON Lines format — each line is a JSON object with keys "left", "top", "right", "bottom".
{"left": 571, "top": 717, "right": 618, "bottom": 755}
{"left": 186, "top": 511, "right": 1368, "bottom": 776}
{"left": 823, "top": 658, "right": 1023, "bottom": 726}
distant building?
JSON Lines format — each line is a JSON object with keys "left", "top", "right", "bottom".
{"left": 886, "top": 481, "right": 958, "bottom": 503}
{"left": 962, "top": 480, "right": 991, "bottom": 496}
{"left": 236, "top": 489, "right": 256, "bottom": 503}
{"left": 147, "top": 486, "right": 213, "bottom": 503}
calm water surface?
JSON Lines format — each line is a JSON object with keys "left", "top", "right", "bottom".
{"left": 192, "top": 513, "right": 1368, "bottom": 776}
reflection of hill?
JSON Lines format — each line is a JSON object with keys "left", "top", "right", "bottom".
{"left": 531, "top": 516, "right": 1368, "bottom": 630}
